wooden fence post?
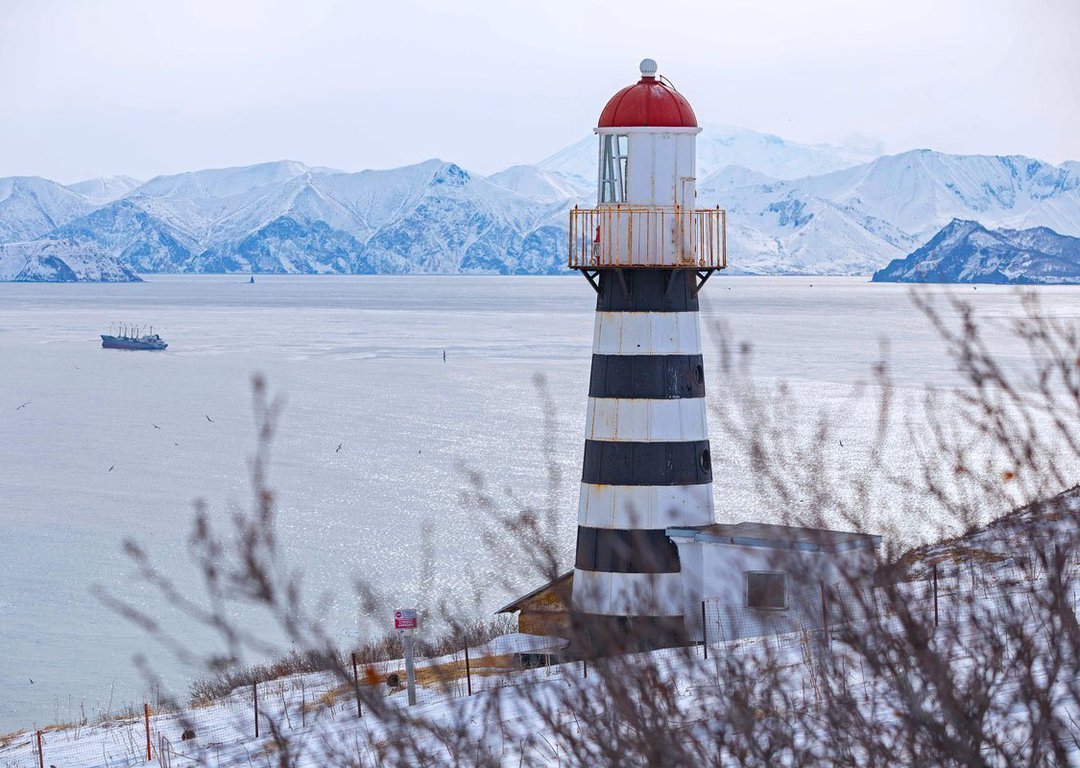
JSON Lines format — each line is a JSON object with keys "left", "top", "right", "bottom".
{"left": 253, "top": 681, "right": 259, "bottom": 738}
{"left": 933, "top": 563, "right": 939, "bottom": 627}
{"left": 36, "top": 730, "right": 43, "bottom": 768}
{"left": 820, "top": 581, "right": 830, "bottom": 640}
{"left": 464, "top": 644, "right": 473, "bottom": 696}
{"left": 351, "top": 652, "right": 362, "bottom": 718}
{"left": 701, "top": 600, "right": 708, "bottom": 660}
{"left": 144, "top": 703, "right": 151, "bottom": 761}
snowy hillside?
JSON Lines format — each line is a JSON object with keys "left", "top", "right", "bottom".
{"left": 2, "top": 128, "right": 1080, "bottom": 280}
{"left": 538, "top": 124, "right": 877, "bottom": 185}
{"left": 0, "top": 239, "right": 140, "bottom": 282}
{"left": 0, "top": 177, "right": 140, "bottom": 282}
{"left": 872, "top": 219, "right": 1080, "bottom": 284}
{"left": 0, "top": 176, "right": 95, "bottom": 243}
{"left": 791, "top": 150, "right": 1080, "bottom": 240}
{"left": 67, "top": 175, "right": 142, "bottom": 205}
{"left": 12, "top": 160, "right": 573, "bottom": 277}
{"left": 699, "top": 150, "right": 1080, "bottom": 275}
{"left": 486, "top": 165, "right": 591, "bottom": 203}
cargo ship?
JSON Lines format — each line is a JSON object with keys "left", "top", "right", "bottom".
{"left": 101, "top": 325, "right": 167, "bottom": 351}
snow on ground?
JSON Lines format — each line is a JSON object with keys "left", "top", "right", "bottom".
{"left": 3, "top": 540, "right": 1077, "bottom": 768}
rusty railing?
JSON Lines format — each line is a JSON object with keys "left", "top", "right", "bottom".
{"left": 568, "top": 206, "right": 727, "bottom": 269}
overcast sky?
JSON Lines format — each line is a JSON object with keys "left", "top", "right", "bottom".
{"left": 2, "top": 0, "right": 1077, "bottom": 183}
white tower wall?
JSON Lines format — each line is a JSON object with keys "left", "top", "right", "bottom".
{"left": 593, "top": 127, "right": 703, "bottom": 267}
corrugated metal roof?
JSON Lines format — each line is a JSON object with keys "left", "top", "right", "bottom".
{"left": 667, "top": 522, "right": 881, "bottom": 553}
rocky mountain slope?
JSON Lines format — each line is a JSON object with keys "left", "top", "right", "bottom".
{"left": 872, "top": 219, "right": 1080, "bottom": 284}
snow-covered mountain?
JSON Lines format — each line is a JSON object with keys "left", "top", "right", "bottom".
{"left": 10, "top": 159, "right": 574, "bottom": 278}
{"left": 0, "top": 176, "right": 95, "bottom": 243}
{"left": 538, "top": 125, "right": 878, "bottom": 185}
{"left": 486, "top": 165, "right": 591, "bottom": 203}
{"left": 697, "top": 150, "right": 1080, "bottom": 275}
{"left": 67, "top": 175, "right": 142, "bottom": 205}
{"left": 872, "top": 220, "right": 1080, "bottom": 284}
{"left": 0, "top": 176, "right": 139, "bottom": 281}
{"left": 0, "top": 239, "right": 140, "bottom": 282}
{"left": 789, "top": 151, "right": 1080, "bottom": 240}
{"left": 3, "top": 128, "right": 1080, "bottom": 281}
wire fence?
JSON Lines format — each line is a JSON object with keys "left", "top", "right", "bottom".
{"left": 0, "top": 635, "right": 580, "bottom": 768}
{"left": 4, "top": 550, "right": 1077, "bottom": 767}
{"left": 693, "top": 546, "right": 1080, "bottom": 652}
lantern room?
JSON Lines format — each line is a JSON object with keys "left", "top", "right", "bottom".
{"left": 570, "top": 60, "right": 727, "bottom": 272}
{"left": 596, "top": 58, "right": 699, "bottom": 209}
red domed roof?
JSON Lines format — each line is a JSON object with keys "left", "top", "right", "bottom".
{"left": 598, "top": 59, "right": 698, "bottom": 129}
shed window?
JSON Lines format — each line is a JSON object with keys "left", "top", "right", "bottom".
{"left": 599, "top": 134, "right": 628, "bottom": 203}
{"left": 745, "top": 571, "right": 786, "bottom": 610}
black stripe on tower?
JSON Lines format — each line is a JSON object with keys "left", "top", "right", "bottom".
{"left": 596, "top": 268, "right": 700, "bottom": 312}
{"left": 590, "top": 354, "right": 706, "bottom": 399}
{"left": 581, "top": 439, "right": 713, "bottom": 486}
{"left": 575, "top": 614, "right": 689, "bottom": 653}
{"left": 575, "top": 527, "right": 680, "bottom": 573}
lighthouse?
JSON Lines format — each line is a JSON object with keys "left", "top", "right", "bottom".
{"left": 569, "top": 59, "right": 726, "bottom": 644}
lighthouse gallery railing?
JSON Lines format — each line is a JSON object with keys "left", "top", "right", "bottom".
{"left": 568, "top": 206, "right": 726, "bottom": 270}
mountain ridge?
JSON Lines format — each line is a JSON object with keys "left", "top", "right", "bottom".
{"left": 2, "top": 126, "right": 1079, "bottom": 281}
{"left": 871, "top": 219, "right": 1080, "bottom": 284}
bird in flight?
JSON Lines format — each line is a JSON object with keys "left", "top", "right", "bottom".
{"left": 108, "top": 465, "right": 115, "bottom": 472}
{"left": 205, "top": 415, "right": 214, "bottom": 423}
{"left": 152, "top": 424, "right": 161, "bottom": 430}
{"left": 15, "top": 401, "right": 30, "bottom": 411}
{"left": 336, "top": 443, "right": 343, "bottom": 453}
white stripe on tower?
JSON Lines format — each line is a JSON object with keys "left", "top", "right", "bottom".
{"left": 585, "top": 397, "right": 709, "bottom": 442}
{"left": 592, "top": 312, "right": 702, "bottom": 355}
{"left": 577, "top": 483, "right": 714, "bottom": 529}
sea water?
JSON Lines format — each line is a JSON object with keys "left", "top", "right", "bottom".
{"left": 1, "top": 274, "right": 1078, "bottom": 732}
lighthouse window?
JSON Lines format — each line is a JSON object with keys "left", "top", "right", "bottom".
{"left": 746, "top": 571, "right": 787, "bottom": 611}
{"left": 599, "top": 134, "right": 629, "bottom": 203}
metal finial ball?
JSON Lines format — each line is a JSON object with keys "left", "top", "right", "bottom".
{"left": 639, "top": 58, "right": 658, "bottom": 77}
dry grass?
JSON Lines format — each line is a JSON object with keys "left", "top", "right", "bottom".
{"left": 186, "top": 617, "right": 518, "bottom": 707}
{"left": 385, "top": 654, "right": 521, "bottom": 689}
{"left": 894, "top": 542, "right": 1008, "bottom": 577}
{"left": 0, "top": 730, "right": 25, "bottom": 750}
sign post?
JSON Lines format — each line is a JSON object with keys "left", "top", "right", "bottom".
{"left": 395, "top": 608, "right": 419, "bottom": 706}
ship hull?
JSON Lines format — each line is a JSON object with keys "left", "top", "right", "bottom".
{"left": 101, "top": 335, "right": 167, "bottom": 351}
